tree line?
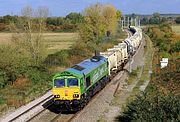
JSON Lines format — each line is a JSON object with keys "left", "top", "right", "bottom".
{"left": 0, "top": 7, "right": 121, "bottom": 32}
{"left": 139, "top": 12, "right": 180, "bottom": 25}
{"left": 0, "top": 12, "right": 84, "bottom": 32}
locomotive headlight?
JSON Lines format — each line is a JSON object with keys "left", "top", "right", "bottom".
{"left": 54, "top": 95, "right": 60, "bottom": 98}
{"left": 73, "top": 94, "right": 79, "bottom": 98}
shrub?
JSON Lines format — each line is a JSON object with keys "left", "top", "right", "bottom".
{"left": 44, "top": 50, "right": 69, "bottom": 66}
{"left": 170, "top": 42, "right": 180, "bottom": 53}
{"left": 26, "top": 66, "right": 50, "bottom": 84}
{"left": 117, "top": 93, "right": 180, "bottom": 122}
{"left": 0, "top": 95, "right": 6, "bottom": 105}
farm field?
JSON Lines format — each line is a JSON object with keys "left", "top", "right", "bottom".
{"left": 172, "top": 25, "right": 180, "bottom": 34}
{"left": 0, "top": 32, "right": 78, "bottom": 54}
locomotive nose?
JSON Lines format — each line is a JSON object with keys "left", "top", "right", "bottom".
{"left": 53, "top": 87, "right": 80, "bottom": 101}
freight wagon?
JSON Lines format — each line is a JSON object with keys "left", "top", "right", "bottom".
{"left": 52, "top": 26, "right": 143, "bottom": 111}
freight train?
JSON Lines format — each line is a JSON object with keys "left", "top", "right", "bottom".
{"left": 52, "top": 26, "right": 143, "bottom": 111}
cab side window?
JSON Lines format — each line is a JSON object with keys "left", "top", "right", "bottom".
{"left": 85, "top": 76, "right": 91, "bottom": 88}
{"left": 81, "top": 78, "right": 84, "bottom": 87}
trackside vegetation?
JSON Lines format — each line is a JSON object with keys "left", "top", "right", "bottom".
{"left": 117, "top": 24, "right": 180, "bottom": 121}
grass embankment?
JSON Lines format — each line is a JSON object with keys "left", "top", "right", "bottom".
{"left": 117, "top": 24, "right": 180, "bottom": 121}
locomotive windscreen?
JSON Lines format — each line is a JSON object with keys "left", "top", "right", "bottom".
{"left": 54, "top": 79, "right": 65, "bottom": 87}
{"left": 67, "top": 78, "right": 78, "bottom": 87}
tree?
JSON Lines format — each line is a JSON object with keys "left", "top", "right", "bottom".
{"left": 0, "top": 45, "right": 30, "bottom": 84}
{"left": 102, "top": 4, "right": 118, "bottom": 36}
{"left": 170, "top": 42, "right": 180, "bottom": 53}
{"left": 153, "top": 12, "right": 160, "bottom": 18}
{"left": 150, "top": 12, "right": 161, "bottom": 24}
{"left": 2, "top": 15, "right": 18, "bottom": 24}
{"left": 10, "top": 6, "right": 49, "bottom": 66}
{"left": 79, "top": 3, "right": 119, "bottom": 50}
{"left": 79, "top": 3, "right": 106, "bottom": 48}
{"left": 46, "top": 17, "right": 64, "bottom": 26}
{"left": 65, "top": 12, "right": 83, "bottom": 24}
{"left": 116, "top": 10, "right": 122, "bottom": 20}
{"left": 175, "top": 17, "right": 180, "bottom": 24}
{"left": 141, "top": 17, "right": 149, "bottom": 25}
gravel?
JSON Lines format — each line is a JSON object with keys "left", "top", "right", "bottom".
{"left": 71, "top": 72, "right": 124, "bottom": 122}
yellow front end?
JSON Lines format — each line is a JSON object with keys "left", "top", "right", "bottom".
{"left": 53, "top": 87, "right": 81, "bottom": 101}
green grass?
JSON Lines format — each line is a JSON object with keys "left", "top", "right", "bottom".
{"left": 127, "top": 69, "right": 138, "bottom": 85}
{"left": 126, "top": 33, "right": 154, "bottom": 103}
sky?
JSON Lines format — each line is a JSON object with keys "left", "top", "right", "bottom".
{"left": 0, "top": 0, "right": 180, "bottom": 16}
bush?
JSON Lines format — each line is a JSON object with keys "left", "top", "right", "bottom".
{"left": 26, "top": 66, "right": 50, "bottom": 84}
{"left": 0, "top": 95, "right": 6, "bottom": 105}
{"left": 170, "top": 42, "right": 180, "bottom": 53}
{"left": 44, "top": 42, "right": 93, "bottom": 67}
{"left": 0, "top": 70, "right": 8, "bottom": 88}
{"left": 117, "top": 93, "right": 180, "bottom": 122}
{"left": 44, "top": 50, "right": 69, "bottom": 66}
{"left": 0, "top": 45, "right": 31, "bottom": 84}
{"left": 175, "top": 17, "right": 180, "bottom": 24}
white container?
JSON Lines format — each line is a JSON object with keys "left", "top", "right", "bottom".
{"left": 107, "top": 48, "right": 123, "bottom": 67}
{"left": 123, "top": 38, "right": 135, "bottom": 54}
{"left": 100, "top": 51, "right": 117, "bottom": 75}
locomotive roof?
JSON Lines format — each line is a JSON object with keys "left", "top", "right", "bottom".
{"left": 66, "top": 56, "right": 107, "bottom": 77}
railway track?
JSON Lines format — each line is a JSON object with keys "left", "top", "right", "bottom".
{"left": 28, "top": 71, "right": 120, "bottom": 122}
{"left": 1, "top": 28, "right": 142, "bottom": 122}
{"left": 1, "top": 91, "right": 53, "bottom": 122}
{"left": 29, "top": 104, "right": 77, "bottom": 122}
{"left": 49, "top": 112, "right": 77, "bottom": 122}
{"left": 26, "top": 99, "right": 54, "bottom": 122}
{"left": 30, "top": 30, "right": 143, "bottom": 122}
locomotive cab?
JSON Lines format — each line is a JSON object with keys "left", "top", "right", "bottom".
{"left": 52, "top": 56, "right": 109, "bottom": 111}
{"left": 52, "top": 71, "right": 82, "bottom": 108}
{"left": 53, "top": 77, "right": 80, "bottom": 100}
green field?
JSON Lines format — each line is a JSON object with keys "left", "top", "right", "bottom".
{"left": 0, "top": 33, "right": 78, "bottom": 54}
